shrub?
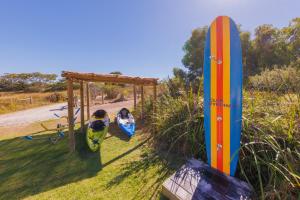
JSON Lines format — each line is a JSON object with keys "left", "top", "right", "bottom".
{"left": 241, "top": 91, "right": 299, "bottom": 198}
{"left": 153, "top": 92, "right": 204, "bottom": 158}
{"left": 144, "top": 86, "right": 300, "bottom": 199}
{"left": 46, "top": 80, "right": 80, "bottom": 92}
{"left": 103, "top": 85, "right": 120, "bottom": 99}
{"left": 248, "top": 66, "right": 300, "bottom": 93}
{"left": 46, "top": 93, "right": 66, "bottom": 103}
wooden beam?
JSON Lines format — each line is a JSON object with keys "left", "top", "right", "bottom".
{"left": 86, "top": 83, "right": 90, "bottom": 120}
{"left": 80, "top": 81, "right": 85, "bottom": 132}
{"left": 133, "top": 85, "right": 137, "bottom": 110}
{"left": 62, "top": 71, "right": 158, "bottom": 86}
{"left": 141, "top": 85, "right": 144, "bottom": 119}
{"left": 67, "top": 79, "right": 75, "bottom": 152}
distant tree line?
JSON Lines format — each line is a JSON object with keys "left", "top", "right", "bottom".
{"left": 0, "top": 72, "right": 79, "bottom": 92}
{"left": 0, "top": 71, "right": 123, "bottom": 93}
{"left": 175, "top": 17, "right": 300, "bottom": 85}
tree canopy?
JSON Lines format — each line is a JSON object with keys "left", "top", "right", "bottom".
{"left": 0, "top": 73, "right": 58, "bottom": 92}
{"left": 182, "top": 27, "right": 208, "bottom": 80}
{"left": 179, "top": 17, "right": 300, "bottom": 81}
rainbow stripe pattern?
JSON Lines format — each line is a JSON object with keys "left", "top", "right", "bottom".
{"left": 203, "top": 16, "right": 242, "bottom": 176}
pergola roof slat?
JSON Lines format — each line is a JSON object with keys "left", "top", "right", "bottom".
{"left": 61, "top": 71, "right": 158, "bottom": 85}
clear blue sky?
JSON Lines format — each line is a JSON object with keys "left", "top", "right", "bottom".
{"left": 0, "top": 0, "right": 298, "bottom": 79}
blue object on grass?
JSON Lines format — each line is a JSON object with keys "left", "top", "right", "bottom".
{"left": 24, "top": 135, "right": 33, "bottom": 140}
{"left": 58, "top": 131, "right": 64, "bottom": 138}
{"left": 117, "top": 108, "right": 136, "bottom": 137}
{"left": 119, "top": 123, "right": 136, "bottom": 137}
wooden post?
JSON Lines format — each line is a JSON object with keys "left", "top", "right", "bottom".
{"left": 141, "top": 85, "right": 144, "bottom": 119}
{"left": 67, "top": 79, "right": 75, "bottom": 152}
{"left": 133, "top": 85, "right": 137, "bottom": 110}
{"left": 29, "top": 96, "right": 33, "bottom": 104}
{"left": 102, "top": 90, "right": 104, "bottom": 104}
{"left": 86, "top": 83, "right": 90, "bottom": 120}
{"left": 80, "top": 81, "right": 85, "bottom": 133}
{"left": 153, "top": 84, "right": 157, "bottom": 133}
{"left": 153, "top": 84, "right": 157, "bottom": 115}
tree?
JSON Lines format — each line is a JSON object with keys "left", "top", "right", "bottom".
{"left": 173, "top": 67, "right": 187, "bottom": 81}
{"left": 181, "top": 18, "right": 299, "bottom": 83}
{"left": 110, "top": 71, "right": 122, "bottom": 75}
{"left": 182, "top": 27, "right": 208, "bottom": 80}
{"left": 253, "top": 24, "right": 283, "bottom": 69}
{"left": 107, "top": 71, "right": 124, "bottom": 86}
{"left": 0, "top": 73, "right": 57, "bottom": 92}
{"left": 240, "top": 31, "right": 261, "bottom": 77}
{"left": 282, "top": 18, "right": 300, "bottom": 63}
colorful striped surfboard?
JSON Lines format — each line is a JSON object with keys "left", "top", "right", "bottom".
{"left": 203, "top": 16, "right": 243, "bottom": 176}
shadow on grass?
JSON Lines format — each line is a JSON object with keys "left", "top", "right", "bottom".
{"left": 107, "top": 117, "right": 144, "bottom": 142}
{"left": 105, "top": 147, "right": 185, "bottom": 200}
{"left": 101, "top": 117, "right": 185, "bottom": 199}
{"left": 0, "top": 120, "right": 150, "bottom": 200}
{"left": 109, "top": 122, "right": 131, "bottom": 141}
{"left": 0, "top": 126, "right": 101, "bottom": 200}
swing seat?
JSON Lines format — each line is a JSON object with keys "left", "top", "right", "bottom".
{"left": 86, "top": 109, "right": 110, "bottom": 152}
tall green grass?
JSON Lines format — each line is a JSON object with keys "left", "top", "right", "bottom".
{"left": 141, "top": 83, "right": 300, "bottom": 199}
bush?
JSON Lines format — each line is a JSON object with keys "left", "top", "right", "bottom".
{"left": 241, "top": 91, "right": 299, "bottom": 198}
{"left": 46, "top": 93, "right": 66, "bottom": 103}
{"left": 103, "top": 85, "right": 120, "bottom": 99}
{"left": 46, "top": 79, "right": 80, "bottom": 92}
{"left": 153, "top": 92, "right": 204, "bottom": 158}
{"left": 145, "top": 86, "right": 300, "bottom": 199}
{"left": 248, "top": 66, "right": 300, "bottom": 93}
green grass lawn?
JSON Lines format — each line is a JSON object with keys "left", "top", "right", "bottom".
{"left": 0, "top": 122, "right": 183, "bottom": 200}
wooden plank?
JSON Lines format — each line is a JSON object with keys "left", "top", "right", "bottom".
{"left": 162, "top": 179, "right": 193, "bottom": 200}
{"left": 86, "top": 83, "right": 90, "bottom": 120}
{"left": 62, "top": 71, "right": 158, "bottom": 85}
{"left": 161, "top": 159, "right": 253, "bottom": 200}
{"left": 141, "top": 85, "right": 144, "bottom": 119}
{"left": 80, "top": 81, "right": 85, "bottom": 132}
{"left": 133, "top": 85, "right": 137, "bottom": 110}
{"left": 67, "top": 79, "right": 75, "bottom": 152}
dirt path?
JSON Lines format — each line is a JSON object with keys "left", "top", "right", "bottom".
{"left": 0, "top": 102, "right": 67, "bottom": 127}
{"left": 0, "top": 100, "right": 134, "bottom": 127}
{"left": 0, "top": 100, "right": 134, "bottom": 138}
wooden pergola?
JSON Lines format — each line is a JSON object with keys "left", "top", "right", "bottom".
{"left": 61, "top": 71, "right": 158, "bottom": 152}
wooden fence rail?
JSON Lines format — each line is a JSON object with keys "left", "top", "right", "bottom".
{"left": 16, "top": 96, "right": 33, "bottom": 104}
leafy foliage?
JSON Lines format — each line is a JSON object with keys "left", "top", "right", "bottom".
{"left": 163, "top": 18, "right": 300, "bottom": 198}
{"left": 109, "top": 71, "right": 122, "bottom": 75}
{"left": 248, "top": 66, "right": 300, "bottom": 93}
{"left": 180, "top": 17, "right": 300, "bottom": 81}
{"left": 0, "top": 73, "right": 58, "bottom": 92}
{"left": 143, "top": 85, "right": 300, "bottom": 198}
{"left": 182, "top": 27, "right": 208, "bottom": 79}
{"left": 102, "top": 84, "right": 120, "bottom": 99}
